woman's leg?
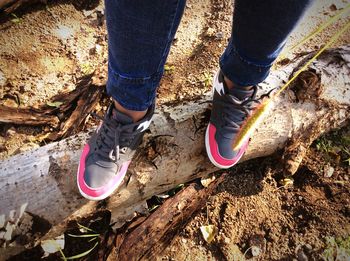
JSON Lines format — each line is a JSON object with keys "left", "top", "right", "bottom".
{"left": 206, "top": 0, "right": 312, "bottom": 169}
{"left": 77, "top": 0, "right": 186, "bottom": 200}
{"left": 221, "top": 0, "right": 313, "bottom": 87}
{"left": 105, "top": 0, "right": 186, "bottom": 112}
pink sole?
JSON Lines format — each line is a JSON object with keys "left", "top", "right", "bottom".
{"left": 205, "top": 124, "right": 248, "bottom": 169}
{"left": 77, "top": 144, "right": 130, "bottom": 201}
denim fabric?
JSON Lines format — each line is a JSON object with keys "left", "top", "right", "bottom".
{"left": 105, "top": 0, "right": 186, "bottom": 111}
{"left": 220, "top": 0, "right": 312, "bottom": 86}
{"left": 105, "top": 0, "right": 312, "bottom": 110}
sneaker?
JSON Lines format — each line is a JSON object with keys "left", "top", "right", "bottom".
{"left": 205, "top": 70, "right": 259, "bottom": 169}
{"left": 77, "top": 103, "right": 154, "bottom": 201}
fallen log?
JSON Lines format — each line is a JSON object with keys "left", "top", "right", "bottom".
{"left": 0, "top": 47, "right": 349, "bottom": 257}
{"left": 116, "top": 174, "right": 227, "bottom": 261}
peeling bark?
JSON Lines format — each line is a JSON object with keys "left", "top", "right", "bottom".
{"left": 0, "top": 105, "right": 60, "bottom": 126}
{"left": 0, "top": 74, "right": 104, "bottom": 141}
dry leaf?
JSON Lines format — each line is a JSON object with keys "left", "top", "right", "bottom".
{"left": 281, "top": 178, "right": 294, "bottom": 186}
{"left": 41, "top": 235, "right": 65, "bottom": 257}
{"left": 200, "top": 175, "right": 216, "bottom": 188}
{"left": 200, "top": 224, "right": 217, "bottom": 243}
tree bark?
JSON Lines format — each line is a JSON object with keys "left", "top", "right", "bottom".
{"left": 116, "top": 174, "right": 227, "bottom": 261}
{"left": 0, "top": 105, "right": 59, "bottom": 126}
{"left": 0, "top": 0, "right": 45, "bottom": 13}
{"left": 0, "top": 47, "right": 349, "bottom": 254}
{"left": 0, "top": 75, "right": 104, "bottom": 141}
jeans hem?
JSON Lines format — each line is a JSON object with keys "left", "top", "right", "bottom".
{"left": 106, "top": 66, "right": 161, "bottom": 111}
{"left": 219, "top": 43, "right": 272, "bottom": 86}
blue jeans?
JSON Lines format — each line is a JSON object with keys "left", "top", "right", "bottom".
{"left": 105, "top": 0, "right": 312, "bottom": 111}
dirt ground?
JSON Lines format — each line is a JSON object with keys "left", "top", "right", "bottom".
{"left": 159, "top": 127, "right": 350, "bottom": 260}
{"left": 1, "top": 0, "right": 350, "bottom": 260}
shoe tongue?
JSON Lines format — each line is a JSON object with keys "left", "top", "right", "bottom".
{"left": 228, "top": 86, "right": 254, "bottom": 101}
{"left": 222, "top": 86, "right": 253, "bottom": 137}
{"left": 112, "top": 108, "right": 134, "bottom": 124}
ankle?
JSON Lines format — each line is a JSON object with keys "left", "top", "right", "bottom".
{"left": 224, "top": 76, "right": 252, "bottom": 90}
{"left": 113, "top": 100, "right": 147, "bottom": 122}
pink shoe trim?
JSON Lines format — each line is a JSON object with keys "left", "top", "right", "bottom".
{"left": 206, "top": 124, "right": 248, "bottom": 167}
{"left": 77, "top": 144, "right": 130, "bottom": 199}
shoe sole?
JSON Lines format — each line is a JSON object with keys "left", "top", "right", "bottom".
{"left": 76, "top": 162, "right": 127, "bottom": 201}
{"left": 76, "top": 144, "right": 129, "bottom": 201}
{"left": 205, "top": 125, "right": 247, "bottom": 169}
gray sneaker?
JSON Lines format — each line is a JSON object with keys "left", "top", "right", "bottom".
{"left": 77, "top": 103, "right": 154, "bottom": 200}
{"left": 205, "top": 70, "right": 260, "bottom": 168}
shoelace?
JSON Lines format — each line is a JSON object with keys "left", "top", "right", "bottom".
{"left": 217, "top": 86, "right": 265, "bottom": 133}
{"left": 94, "top": 114, "right": 140, "bottom": 163}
